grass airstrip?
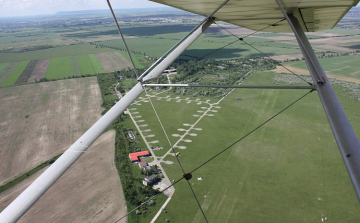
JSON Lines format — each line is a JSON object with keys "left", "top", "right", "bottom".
{"left": 128, "top": 72, "right": 360, "bottom": 222}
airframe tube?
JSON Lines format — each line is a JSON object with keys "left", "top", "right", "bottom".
{"left": 143, "top": 84, "right": 315, "bottom": 90}
{"left": 0, "top": 19, "right": 213, "bottom": 223}
{"left": 277, "top": 3, "right": 360, "bottom": 202}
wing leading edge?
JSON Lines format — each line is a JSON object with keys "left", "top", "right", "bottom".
{"left": 149, "top": 0, "right": 360, "bottom": 32}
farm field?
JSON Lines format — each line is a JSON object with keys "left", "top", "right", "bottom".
{"left": 0, "top": 52, "right": 122, "bottom": 84}
{"left": 0, "top": 130, "right": 127, "bottom": 223}
{"left": 94, "top": 23, "right": 360, "bottom": 60}
{"left": 0, "top": 44, "right": 115, "bottom": 63}
{"left": 283, "top": 55, "right": 360, "bottom": 80}
{"left": 0, "top": 61, "right": 29, "bottom": 87}
{"left": 0, "top": 77, "right": 103, "bottom": 185}
{"left": 128, "top": 72, "right": 360, "bottom": 222}
{"left": 96, "top": 51, "right": 132, "bottom": 72}
{"left": 45, "top": 57, "right": 72, "bottom": 79}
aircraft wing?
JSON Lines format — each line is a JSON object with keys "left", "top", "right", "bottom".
{"left": 149, "top": 0, "right": 360, "bottom": 32}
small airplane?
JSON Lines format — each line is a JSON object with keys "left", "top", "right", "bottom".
{"left": 1, "top": 0, "right": 360, "bottom": 222}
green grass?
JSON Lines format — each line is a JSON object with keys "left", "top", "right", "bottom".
{"left": 129, "top": 91, "right": 205, "bottom": 157}
{"left": 78, "top": 54, "right": 96, "bottom": 75}
{"left": 0, "top": 61, "right": 29, "bottom": 87}
{"left": 284, "top": 55, "right": 360, "bottom": 79}
{"left": 71, "top": 56, "right": 81, "bottom": 77}
{"left": 0, "top": 63, "right": 10, "bottom": 80}
{"left": 99, "top": 30, "right": 301, "bottom": 60}
{"left": 89, "top": 54, "right": 105, "bottom": 73}
{"left": 129, "top": 72, "right": 360, "bottom": 222}
{"left": 321, "top": 28, "right": 360, "bottom": 35}
{"left": 0, "top": 44, "right": 115, "bottom": 63}
{"left": 0, "top": 63, "right": 9, "bottom": 73}
{"left": 45, "top": 57, "right": 72, "bottom": 79}
{"left": 119, "top": 51, "right": 145, "bottom": 69}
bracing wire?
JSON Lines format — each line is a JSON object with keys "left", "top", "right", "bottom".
{"left": 113, "top": 88, "right": 313, "bottom": 223}
{"left": 210, "top": 19, "right": 312, "bottom": 85}
{"left": 142, "top": 86, "right": 209, "bottom": 222}
{"left": 142, "top": 87, "right": 186, "bottom": 174}
{"left": 113, "top": 177, "right": 184, "bottom": 223}
{"left": 198, "top": 18, "right": 285, "bottom": 60}
{"left": 106, "top": 0, "right": 139, "bottom": 78}
{"left": 240, "top": 39, "right": 312, "bottom": 85}
{"left": 189, "top": 90, "right": 313, "bottom": 175}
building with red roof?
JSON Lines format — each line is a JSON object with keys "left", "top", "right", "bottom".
{"left": 129, "top": 151, "right": 150, "bottom": 162}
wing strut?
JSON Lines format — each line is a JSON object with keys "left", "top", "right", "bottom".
{"left": 0, "top": 11, "right": 223, "bottom": 223}
{"left": 276, "top": 0, "right": 360, "bottom": 202}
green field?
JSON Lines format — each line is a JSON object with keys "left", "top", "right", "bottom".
{"left": 0, "top": 61, "right": 29, "bottom": 87}
{"left": 0, "top": 44, "right": 115, "bottom": 63}
{"left": 0, "top": 63, "right": 9, "bottom": 73}
{"left": 78, "top": 54, "right": 97, "bottom": 75}
{"left": 45, "top": 57, "right": 72, "bottom": 79}
{"left": 71, "top": 56, "right": 81, "bottom": 76}
{"left": 284, "top": 55, "right": 360, "bottom": 79}
{"left": 88, "top": 54, "right": 105, "bottom": 73}
{"left": 97, "top": 27, "right": 302, "bottom": 60}
{"left": 128, "top": 72, "right": 360, "bottom": 222}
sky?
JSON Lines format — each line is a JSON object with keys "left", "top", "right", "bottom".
{"left": 0, "top": 0, "right": 166, "bottom": 17}
{"left": 0, "top": 0, "right": 359, "bottom": 18}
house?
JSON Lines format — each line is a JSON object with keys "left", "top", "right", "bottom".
{"left": 138, "top": 161, "right": 148, "bottom": 168}
{"left": 143, "top": 174, "right": 158, "bottom": 186}
{"left": 129, "top": 151, "right": 150, "bottom": 162}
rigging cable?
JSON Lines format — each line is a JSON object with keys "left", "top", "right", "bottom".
{"left": 197, "top": 18, "right": 285, "bottom": 60}
{"left": 190, "top": 90, "right": 314, "bottom": 174}
{"left": 198, "top": 18, "right": 312, "bottom": 85}
{"left": 113, "top": 177, "right": 185, "bottom": 223}
{"left": 106, "top": 0, "right": 139, "bottom": 78}
{"left": 113, "top": 88, "right": 313, "bottom": 222}
{"left": 143, "top": 86, "right": 209, "bottom": 222}
{"left": 213, "top": 20, "right": 312, "bottom": 85}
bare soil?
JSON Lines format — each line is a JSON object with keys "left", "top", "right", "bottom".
{"left": 0, "top": 77, "right": 102, "bottom": 185}
{"left": 272, "top": 66, "right": 360, "bottom": 84}
{"left": 0, "top": 130, "right": 127, "bottom": 223}
{"left": 309, "top": 37, "right": 359, "bottom": 52}
{"left": 270, "top": 54, "right": 303, "bottom": 61}
{"left": 96, "top": 51, "right": 131, "bottom": 72}
{"left": 27, "top": 58, "right": 50, "bottom": 82}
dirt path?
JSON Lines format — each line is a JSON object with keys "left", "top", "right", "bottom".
{"left": 272, "top": 66, "right": 360, "bottom": 84}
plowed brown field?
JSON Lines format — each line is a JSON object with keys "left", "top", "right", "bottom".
{"left": 0, "top": 130, "right": 127, "bottom": 223}
{"left": 0, "top": 77, "right": 102, "bottom": 185}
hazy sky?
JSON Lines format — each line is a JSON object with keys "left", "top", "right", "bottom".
{"left": 0, "top": 0, "right": 166, "bottom": 17}
{"left": 0, "top": 0, "right": 359, "bottom": 18}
